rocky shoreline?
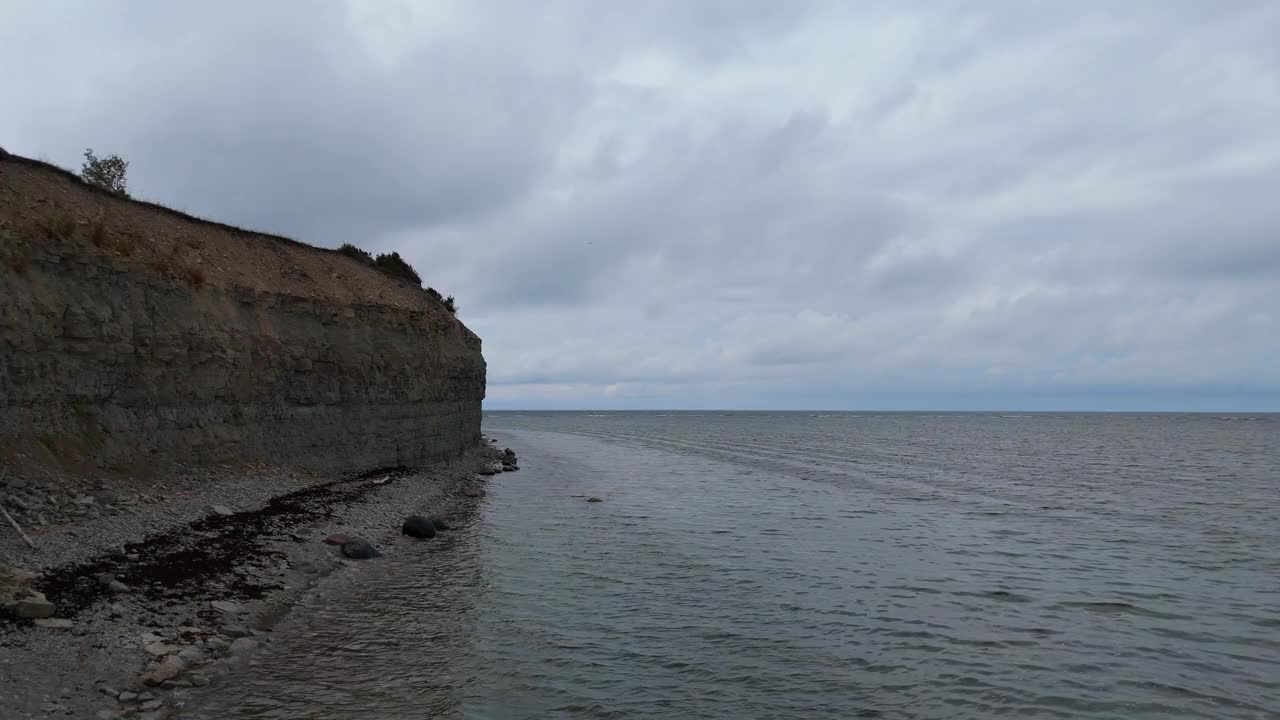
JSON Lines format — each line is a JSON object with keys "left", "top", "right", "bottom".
{"left": 0, "top": 439, "right": 516, "bottom": 719}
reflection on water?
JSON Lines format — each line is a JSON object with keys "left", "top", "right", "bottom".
{"left": 190, "top": 413, "right": 1280, "bottom": 719}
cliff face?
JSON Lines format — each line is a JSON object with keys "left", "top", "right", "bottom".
{"left": 0, "top": 148, "right": 485, "bottom": 473}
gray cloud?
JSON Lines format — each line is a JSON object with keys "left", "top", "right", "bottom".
{"left": 3, "top": 1, "right": 1277, "bottom": 409}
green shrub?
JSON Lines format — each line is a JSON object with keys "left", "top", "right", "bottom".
{"left": 81, "top": 148, "right": 129, "bottom": 197}
{"left": 373, "top": 251, "right": 421, "bottom": 285}
{"left": 342, "top": 243, "right": 443, "bottom": 297}
{"left": 338, "top": 242, "right": 374, "bottom": 265}
{"left": 425, "top": 287, "right": 457, "bottom": 313}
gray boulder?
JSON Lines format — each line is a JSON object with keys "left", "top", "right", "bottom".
{"left": 340, "top": 539, "right": 379, "bottom": 559}
{"left": 401, "top": 515, "right": 436, "bottom": 539}
{"left": 14, "top": 596, "right": 56, "bottom": 619}
{"left": 141, "top": 656, "right": 185, "bottom": 686}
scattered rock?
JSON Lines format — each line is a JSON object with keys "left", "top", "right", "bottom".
{"left": 139, "top": 699, "right": 163, "bottom": 711}
{"left": 144, "top": 642, "right": 180, "bottom": 657}
{"left": 478, "top": 466, "right": 496, "bottom": 476}
{"left": 33, "top": 618, "right": 74, "bottom": 629}
{"left": 14, "top": 596, "right": 56, "bottom": 619}
{"left": 108, "top": 579, "right": 129, "bottom": 593}
{"left": 323, "top": 533, "right": 351, "bottom": 546}
{"left": 220, "top": 625, "right": 250, "bottom": 638}
{"left": 230, "top": 637, "right": 257, "bottom": 655}
{"left": 504, "top": 448, "right": 516, "bottom": 458}
{"left": 428, "top": 514, "right": 451, "bottom": 531}
{"left": 189, "top": 673, "right": 210, "bottom": 687}
{"left": 462, "top": 486, "right": 486, "bottom": 498}
{"left": 177, "top": 646, "right": 204, "bottom": 663}
{"left": 93, "top": 490, "right": 121, "bottom": 504}
{"left": 74, "top": 495, "right": 97, "bottom": 505}
{"left": 505, "top": 464, "right": 520, "bottom": 471}
{"left": 99, "top": 687, "right": 120, "bottom": 698}
{"left": 140, "top": 631, "right": 166, "bottom": 644}
{"left": 109, "top": 603, "right": 126, "bottom": 616}
{"left": 210, "top": 504, "right": 234, "bottom": 516}
{"left": 206, "top": 637, "right": 231, "bottom": 652}
{"left": 586, "top": 497, "right": 604, "bottom": 503}
{"left": 211, "top": 600, "right": 243, "bottom": 614}
{"left": 289, "top": 531, "right": 310, "bottom": 543}
{"left": 290, "top": 560, "right": 320, "bottom": 575}
{"left": 340, "top": 539, "right": 379, "bottom": 559}
{"left": 96, "top": 710, "right": 120, "bottom": 720}
{"left": 401, "top": 515, "right": 437, "bottom": 539}
{"left": 118, "top": 691, "right": 138, "bottom": 701}
{"left": 141, "top": 656, "right": 185, "bottom": 686}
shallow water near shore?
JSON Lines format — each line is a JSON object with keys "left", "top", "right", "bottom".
{"left": 191, "top": 412, "right": 1279, "bottom": 719}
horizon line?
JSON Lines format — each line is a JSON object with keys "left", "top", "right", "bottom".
{"left": 481, "top": 408, "right": 1279, "bottom": 414}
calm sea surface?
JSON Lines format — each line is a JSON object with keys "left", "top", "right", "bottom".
{"left": 194, "top": 412, "right": 1279, "bottom": 719}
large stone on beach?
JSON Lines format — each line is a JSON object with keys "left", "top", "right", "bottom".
{"left": 401, "top": 515, "right": 437, "bottom": 539}
{"left": 340, "top": 539, "right": 379, "bottom": 559}
{"left": 142, "top": 656, "right": 185, "bottom": 686}
{"left": 211, "top": 600, "right": 244, "bottom": 614}
{"left": 14, "top": 596, "right": 56, "bottom": 619}
{"left": 144, "top": 642, "right": 181, "bottom": 657}
{"left": 0, "top": 565, "right": 39, "bottom": 594}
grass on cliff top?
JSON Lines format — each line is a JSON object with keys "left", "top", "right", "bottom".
{"left": 0, "top": 149, "right": 461, "bottom": 311}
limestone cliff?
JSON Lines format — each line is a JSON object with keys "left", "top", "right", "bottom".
{"left": 0, "top": 147, "right": 485, "bottom": 473}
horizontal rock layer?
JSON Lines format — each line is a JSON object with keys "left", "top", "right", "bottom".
{"left": 0, "top": 150, "right": 485, "bottom": 472}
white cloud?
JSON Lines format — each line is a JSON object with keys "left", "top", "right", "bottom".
{"left": 3, "top": 1, "right": 1278, "bottom": 409}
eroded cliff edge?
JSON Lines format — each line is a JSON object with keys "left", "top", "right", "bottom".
{"left": 0, "top": 147, "right": 486, "bottom": 473}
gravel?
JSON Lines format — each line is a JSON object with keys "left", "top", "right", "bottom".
{"left": 0, "top": 441, "right": 510, "bottom": 719}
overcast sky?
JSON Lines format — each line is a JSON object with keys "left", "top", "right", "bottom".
{"left": 3, "top": 1, "right": 1278, "bottom": 410}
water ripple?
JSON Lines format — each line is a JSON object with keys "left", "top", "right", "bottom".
{"left": 189, "top": 413, "right": 1280, "bottom": 719}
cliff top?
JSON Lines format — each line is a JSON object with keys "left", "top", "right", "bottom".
{"left": 0, "top": 147, "right": 461, "bottom": 321}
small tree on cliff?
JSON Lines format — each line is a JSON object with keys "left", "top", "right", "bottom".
{"left": 81, "top": 148, "right": 129, "bottom": 197}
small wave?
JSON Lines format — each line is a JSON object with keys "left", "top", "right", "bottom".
{"left": 1051, "top": 601, "right": 1191, "bottom": 620}
{"left": 952, "top": 590, "right": 1034, "bottom": 603}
